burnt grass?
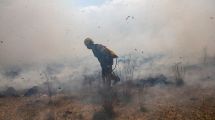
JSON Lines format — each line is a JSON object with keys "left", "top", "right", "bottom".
{"left": 0, "top": 75, "right": 215, "bottom": 120}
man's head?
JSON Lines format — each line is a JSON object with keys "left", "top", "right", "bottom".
{"left": 84, "top": 37, "right": 94, "bottom": 49}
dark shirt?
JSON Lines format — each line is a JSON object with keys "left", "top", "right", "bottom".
{"left": 91, "top": 44, "right": 113, "bottom": 67}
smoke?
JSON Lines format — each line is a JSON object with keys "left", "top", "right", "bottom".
{"left": 81, "top": 0, "right": 215, "bottom": 60}
{"left": 0, "top": 0, "right": 214, "bottom": 89}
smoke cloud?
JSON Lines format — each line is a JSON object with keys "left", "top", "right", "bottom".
{"left": 0, "top": 0, "right": 214, "bottom": 89}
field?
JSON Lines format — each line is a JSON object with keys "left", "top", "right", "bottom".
{"left": 0, "top": 81, "right": 215, "bottom": 120}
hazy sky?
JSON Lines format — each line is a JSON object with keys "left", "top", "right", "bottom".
{"left": 73, "top": 0, "right": 108, "bottom": 7}
{"left": 0, "top": 0, "right": 215, "bottom": 68}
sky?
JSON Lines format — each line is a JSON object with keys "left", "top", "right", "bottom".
{"left": 73, "top": 0, "right": 108, "bottom": 7}
{"left": 0, "top": 0, "right": 214, "bottom": 67}
{"left": 0, "top": 0, "right": 215, "bottom": 89}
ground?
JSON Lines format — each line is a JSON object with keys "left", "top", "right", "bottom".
{"left": 0, "top": 83, "right": 215, "bottom": 120}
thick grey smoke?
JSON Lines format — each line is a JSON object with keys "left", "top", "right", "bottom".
{"left": 0, "top": 0, "right": 214, "bottom": 89}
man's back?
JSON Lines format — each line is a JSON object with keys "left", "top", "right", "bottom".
{"left": 91, "top": 44, "right": 113, "bottom": 66}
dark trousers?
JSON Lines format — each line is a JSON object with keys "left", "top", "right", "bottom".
{"left": 101, "top": 65, "right": 120, "bottom": 86}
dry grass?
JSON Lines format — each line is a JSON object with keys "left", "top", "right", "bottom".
{"left": 0, "top": 84, "right": 215, "bottom": 120}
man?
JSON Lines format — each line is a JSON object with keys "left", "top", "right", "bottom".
{"left": 84, "top": 37, "right": 120, "bottom": 86}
